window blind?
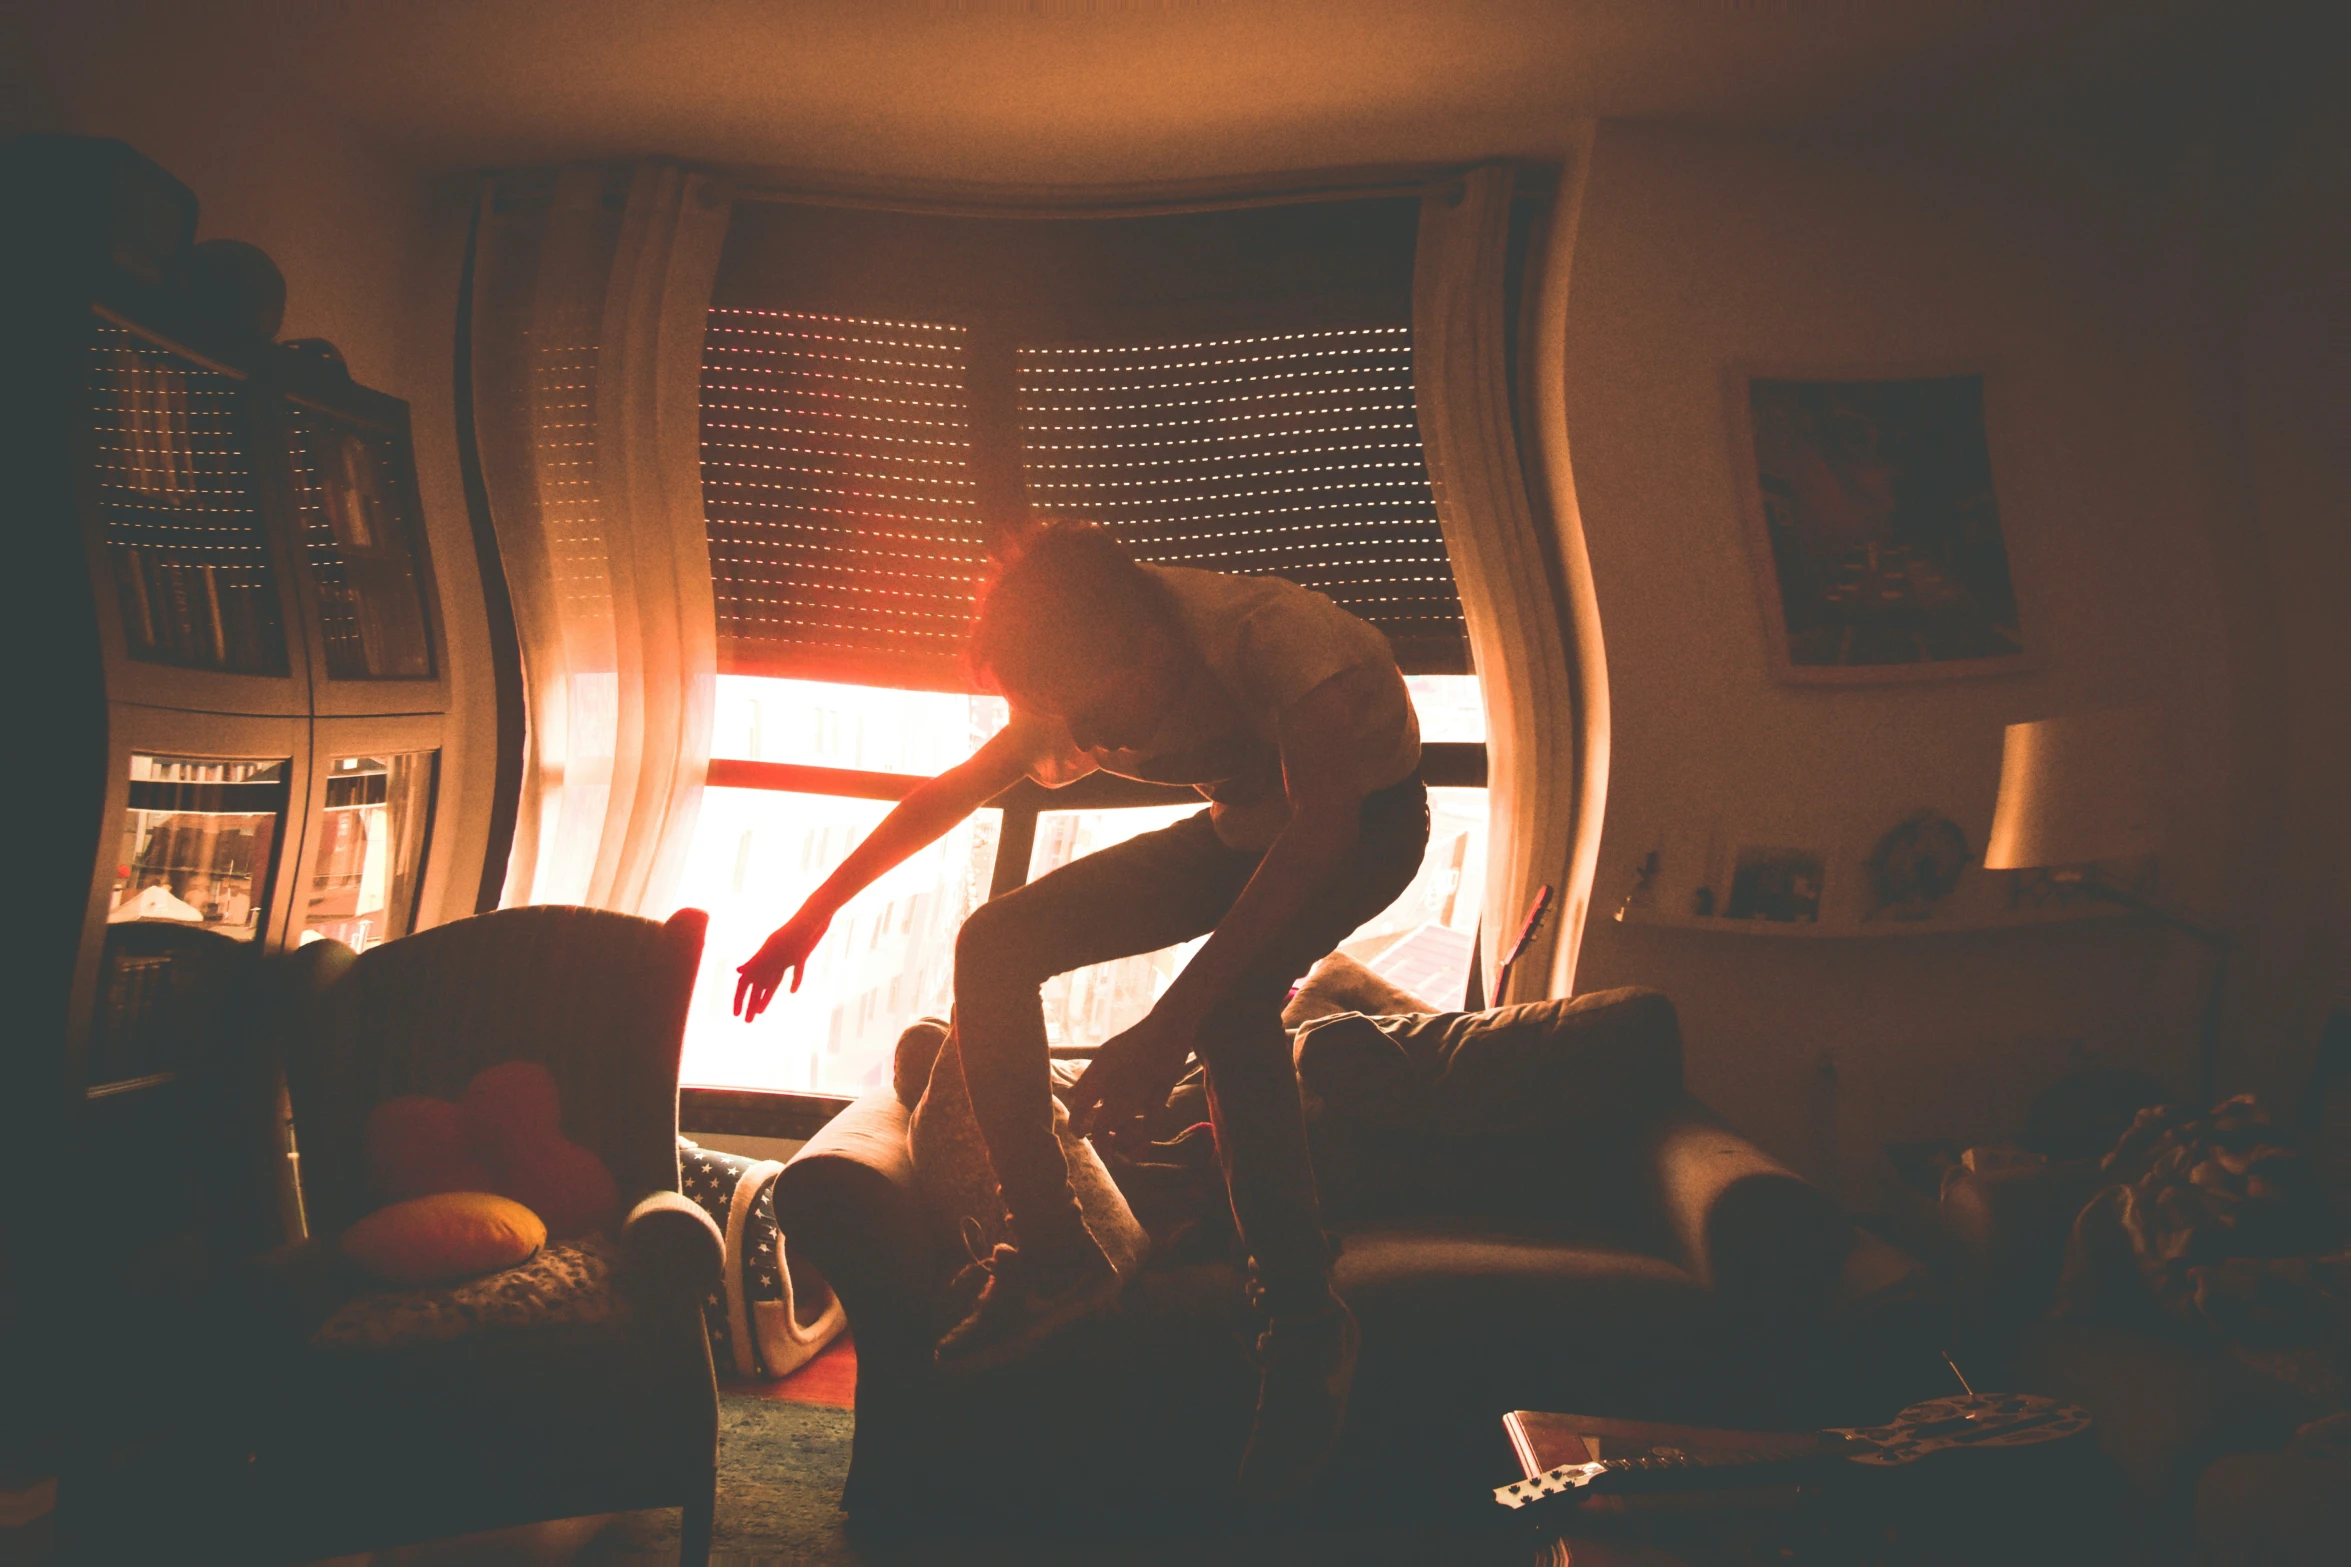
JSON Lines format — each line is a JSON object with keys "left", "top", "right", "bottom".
{"left": 700, "top": 306, "right": 985, "bottom": 682}
{"left": 697, "top": 196, "right": 1468, "bottom": 684}
{"left": 1020, "top": 326, "right": 1465, "bottom": 672}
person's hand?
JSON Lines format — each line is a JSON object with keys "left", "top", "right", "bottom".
{"left": 734, "top": 910, "right": 830, "bottom": 1022}
{"left": 1063, "top": 1009, "right": 1198, "bottom": 1141}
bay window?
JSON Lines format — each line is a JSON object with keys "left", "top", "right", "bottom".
{"left": 675, "top": 194, "right": 1494, "bottom": 1110}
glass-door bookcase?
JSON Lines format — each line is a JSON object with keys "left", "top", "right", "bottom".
{"left": 85, "top": 718, "right": 310, "bottom": 1090}
{"left": 12, "top": 136, "right": 456, "bottom": 1302}
{"left": 293, "top": 718, "right": 442, "bottom": 956}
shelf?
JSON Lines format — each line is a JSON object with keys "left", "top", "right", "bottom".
{"left": 1611, "top": 900, "right": 2134, "bottom": 939}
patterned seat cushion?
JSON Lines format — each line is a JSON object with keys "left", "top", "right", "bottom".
{"left": 310, "top": 1231, "right": 625, "bottom": 1353}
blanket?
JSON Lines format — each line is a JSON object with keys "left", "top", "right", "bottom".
{"left": 2055, "top": 1094, "right": 2351, "bottom": 1422}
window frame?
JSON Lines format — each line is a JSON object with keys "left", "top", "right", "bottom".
{"left": 676, "top": 738, "right": 1487, "bottom": 1138}
{"left": 680, "top": 189, "right": 1509, "bottom": 1140}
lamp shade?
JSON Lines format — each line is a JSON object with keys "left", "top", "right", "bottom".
{"left": 1983, "top": 708, "right": 2168, "bottom": 870}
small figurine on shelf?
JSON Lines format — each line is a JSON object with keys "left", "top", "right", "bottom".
{"left": 1866, "top": 809, "right": 1970, "bottom": 922}
{"left": 1621, "top": 848, "right": 1660, "bottom": 915}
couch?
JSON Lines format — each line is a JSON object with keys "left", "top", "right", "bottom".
{"left": 775, "top": 984, "right": 1943, "bottom": 1527}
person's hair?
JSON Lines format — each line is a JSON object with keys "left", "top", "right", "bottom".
{"left": 965, "top": 520, "right": 1177, "bottom": 699}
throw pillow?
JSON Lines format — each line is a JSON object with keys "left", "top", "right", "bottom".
{"left": 907, "top": 1027, "right": 1150, "bottom": 1286}
{"left": 1380, "top": 987, "right": 1686, "bottom": 1141}
{"left": 362, "top": 1061, "right": 618, "bottom": 1239}
{"left": 364, "top": 1094, "right": 495, "bottom": 1201}
{"left": 342, "top": 1191, "right": 546, "bottom": 1287}
{"left": 1280, "top": 951, "right": 1437, "bottom": 1029}
{"left": 1294, "top": 988, "right": 1689, "bottom": 1222}
{"left": 315, "top": 1232, "right": 619, "bottom": 1351}
{"left": 893, "top": 1016, "right": 950, "bottom": 1110}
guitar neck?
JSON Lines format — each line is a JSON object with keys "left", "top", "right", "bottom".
{"left": 1497, "top": 1447, "right": 1836, "bottom": 1512}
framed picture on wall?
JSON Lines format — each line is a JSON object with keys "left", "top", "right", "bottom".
{"left": 1730, "top": 369, "right": 2031, "bottom": 683}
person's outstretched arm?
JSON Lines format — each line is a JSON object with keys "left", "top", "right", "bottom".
{"left": 733, "top": 723, "right": 1036, "bottom": 1021}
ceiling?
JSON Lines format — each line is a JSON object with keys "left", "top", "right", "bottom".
{"left": 19, "top": 0, "right": 2316, "bottom": 188}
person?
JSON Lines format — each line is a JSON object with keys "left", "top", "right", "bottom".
{"left": 734, "top": 521, "right": 1428, "bottom": 1499}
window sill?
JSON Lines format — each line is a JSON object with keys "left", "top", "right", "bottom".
{"left": 680, "top": 1085, "right": 854, "bottom": 1141}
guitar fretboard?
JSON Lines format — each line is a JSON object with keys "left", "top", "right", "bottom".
{"left": 1495, "top": 1447, "right": 1801, "bottom": 1510}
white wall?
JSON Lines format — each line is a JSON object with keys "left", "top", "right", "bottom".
{"left": 12, "top": 13, "right": 500, "bottom": 934}
{"left": 1556, "top": 121, "right": 2210, "bottom": 1198}
{"left": 1552, "top": 114, "right": 2338, "bottom": 1206}
{"left": 2222, "top": 86, "right": 2351, "bottom": 1111}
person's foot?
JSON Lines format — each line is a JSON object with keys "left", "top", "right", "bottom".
{"left": 1237, "top": 1301, "right": 1360, "bottom": 1503}
{"left": 933, "top": 1238, "right": 1122, "bottom": 1376}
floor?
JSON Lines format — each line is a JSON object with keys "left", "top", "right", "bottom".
{"left": 1, "top": 1330, "right": 1538, "bottom": 1565}
{"left": 7, "top": 1338, "right": 2159, "bottom": 1566}
{"left": 298, "top": 1336, "right": 864, "bottom": 1567}
{"left": 727, "top": 1332, "right": 858, "bottom": 1412}
{"left": 283, "top": 1329, "right": 1561, "bottom": 1565}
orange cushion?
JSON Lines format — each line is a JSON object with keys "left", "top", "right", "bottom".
{"left": 342, "top": 1191, "right": 546, "bottom": 1286}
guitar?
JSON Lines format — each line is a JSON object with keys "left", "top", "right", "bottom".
{"left": 1494, "top": 1394, "right": 2093, "bottom": 1512}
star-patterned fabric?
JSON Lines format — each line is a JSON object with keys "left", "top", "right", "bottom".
{"left": 679, "top": 1139, "right": 790, "bottom": 1377}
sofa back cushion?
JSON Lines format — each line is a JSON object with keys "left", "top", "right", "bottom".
{"left": 1296, "top": 987, "right": 1687, "bottom": 1223}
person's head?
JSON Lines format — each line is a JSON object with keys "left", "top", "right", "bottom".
{"left": 967, "top": 520, "right": 1188, "bottom": 752}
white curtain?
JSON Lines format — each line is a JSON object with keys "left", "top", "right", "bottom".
{"left": 1414, "top": 165, "right": 1595, "bottom": 1001}
{"left": 471, "top": 162, "right": 728, "bottom": 915}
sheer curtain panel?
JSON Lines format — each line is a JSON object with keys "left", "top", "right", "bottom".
{"left": 471, "top": 162, "right": 729, "bottom": 914}
{"left": 1414, "top": 166, "right": 1583, "bottom": 1001}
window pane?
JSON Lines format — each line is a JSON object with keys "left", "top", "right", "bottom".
{"left": 1027, "top": 804, "right": 1208, "bottom": 1050}
{"left": 99, "top": 754, "right": 292, "bottom": 1086}
{"left": 709, "top": 675, "right": 1006, "bottom": 771}
{"left": 113, "top": 755, "right": 290, "bottom": 940}
{"left": 1405, "top": 674, "right": 1485, "bottom": 744}
{"left": 298, "top": 751, "right": 435, "bottom": 954}
{"left": 674, "top": 787, "right": 1000, "bottom": 1095}
{"left": 1028, "top": 785, "right": 1490, "bottom": 1046}
{"left": 1338, "top": 786, "right": 1489, "bottom": 1011}
{"left": 286, "top": 406, "right": 434, "bottom": 680}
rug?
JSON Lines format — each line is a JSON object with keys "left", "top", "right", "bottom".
{"left": 579, "top": 1393, "right": 1533, "bottom": 1565}
{"left": 581, "top": 1395, "right": 859, "bottom": 1564}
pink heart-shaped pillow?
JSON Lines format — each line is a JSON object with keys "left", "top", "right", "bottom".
{"left": 364, "top": 1094, "right": 496, "bottom": 1203}
{"left": 362, "top": 1061, "right": 618, "bottom": 1239}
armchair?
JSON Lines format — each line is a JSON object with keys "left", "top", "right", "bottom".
{"left": 235, "top": 905, "right": 722, "bottom": 1564}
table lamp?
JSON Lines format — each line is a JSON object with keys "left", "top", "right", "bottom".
{"left": 1983, "top": 707, "right": 2227, "bottom": 1105}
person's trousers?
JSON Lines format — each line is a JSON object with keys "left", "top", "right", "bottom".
{"left": 952, "top": 774, "right": 1429, "bottom": 1320}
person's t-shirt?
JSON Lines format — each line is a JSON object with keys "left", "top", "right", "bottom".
{"left": 1006, "top": 565, "right": 1420, "bottom": 850}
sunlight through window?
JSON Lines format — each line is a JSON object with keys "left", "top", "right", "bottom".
{"left": 674, "top": 673, "right": 1488, "bottom": 1092}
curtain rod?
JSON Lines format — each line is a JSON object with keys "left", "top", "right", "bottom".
{"left": 704, "top": 163, "right": 1486, "bottom": 220}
